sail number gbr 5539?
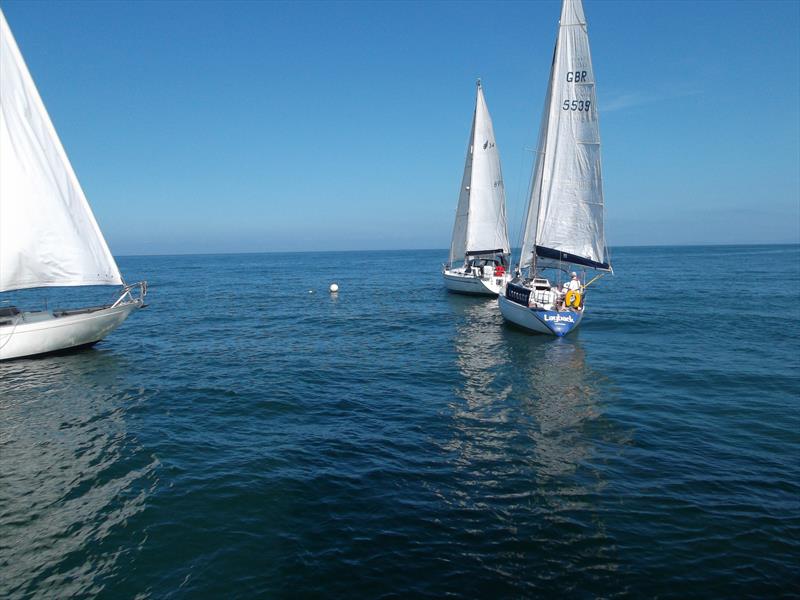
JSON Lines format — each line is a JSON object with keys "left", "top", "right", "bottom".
{"left": 562, "top": 70, "right": 592, "bottom": 112}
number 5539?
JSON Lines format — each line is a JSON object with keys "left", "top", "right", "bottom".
{"left": 562, "top": 100, "right": 591, "bottom": 111}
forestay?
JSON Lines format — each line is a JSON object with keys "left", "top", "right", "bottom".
{"left": 520, "top": 0, "right": 610, "bottom": 271}
{"left": 0, "top": 10, "right": 122, "bottom": 293}
{"left": 449, "top": 81, "right": 510, "bottom": 266}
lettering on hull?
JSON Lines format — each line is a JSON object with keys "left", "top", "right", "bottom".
{"left": 533, "top": 310, "right": 580, "bottom": 336}
{"left": 543, "top": 314, "right": 575, "bottom": 324}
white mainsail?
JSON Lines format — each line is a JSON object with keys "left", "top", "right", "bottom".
{"left": 449, "top": 81, "right": 510, "bottom": 266}
{"left": 0, "top": 9, "right": 122, "bottom": 293}
{"left": 520, "top": 0, "right": 609, "bottom": 271}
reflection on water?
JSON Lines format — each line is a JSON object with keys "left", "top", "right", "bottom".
{"left": 446, "top": 294, "right": 606, "bottom": 479}
{"left": 442, "top": 297, "right": 515, "bottom": 491}
{"left": 0, "top": 351, "right": 158, "bottom": 598}
{"left": 441, "top": 296, "right": 620, "bottom": 588}
{"left": 451, "top": 298, "right": 510, "bottom": 415}
{"left": 511, "top": 339, "right": 600, "bottom": 479}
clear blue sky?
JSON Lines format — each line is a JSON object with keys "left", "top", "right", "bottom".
{"left": 3, "top": 0, "right": 799, "bottom": 255}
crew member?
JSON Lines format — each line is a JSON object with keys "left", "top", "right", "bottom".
{"left": 564, "top": 271, "right": 581, "bottom": 292}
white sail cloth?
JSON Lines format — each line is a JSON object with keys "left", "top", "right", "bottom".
{"left": 0, "top": 10, "right": 122, "bottom": 293}
{"left": 449, "top": 81, "right": 510, "bottom": 266}
{"left": 520, "top": 0, "right": 608, "bottom": 270}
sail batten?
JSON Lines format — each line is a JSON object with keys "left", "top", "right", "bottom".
{"left": 449, "top": 81, "right": 510, "bottom": 266}
{"left": 520, "top": 0, "right": 608, "bottom": 272}
{"left": 0, "top": 9, "right": 122, "bottom": 293}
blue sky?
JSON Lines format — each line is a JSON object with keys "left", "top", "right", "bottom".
{"left": 2, "top": 0, "right": 799, "bottom": 255}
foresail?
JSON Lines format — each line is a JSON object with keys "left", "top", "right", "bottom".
{"left": 520, "top": 47, "right": 556, "bottom": 271}
{"left": 521, "top": 0, "right": 609, "bottom": 271}
{"left": 449, "top": 112, "right": 474, "bottom": 267}
{"left": 465, "top": 82, "right": 509, "bottom": 256}
{"left": 0, "top": 10, "right": 122, "bottom": 293}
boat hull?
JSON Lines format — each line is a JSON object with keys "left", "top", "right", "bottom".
{"left": 443, "top": 270, "right": 509, "bottom": 296}
{"left": 498, "top": 294, "right": 583, "bottom": 337}
{"left": 0, "top": 301, "right": 141, "bottom": 361}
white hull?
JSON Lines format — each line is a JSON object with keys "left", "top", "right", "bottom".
{"left": 0, "top": 300, "right": 141, "bottom": 361}
{"left": 498, "top": 294, "right": 584, "bottom": 337}
{"left": 498, "top": 295, "right": 552, "bottom": 333}
{"left": 443, "top": 269, "right": 510, "bottom": 296}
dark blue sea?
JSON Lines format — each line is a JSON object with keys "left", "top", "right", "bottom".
{"left": 1, "top": 245, "right": 799, "bottom": 598}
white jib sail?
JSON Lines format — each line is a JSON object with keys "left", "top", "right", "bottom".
{"left": 449, "top": 81, "right": 510, "bottom": 267}
{"left": 520, "top": 0, "right": 608, "bottom": 270}
{"left": 0, "top": 9, "right": 122, "bottom": 293}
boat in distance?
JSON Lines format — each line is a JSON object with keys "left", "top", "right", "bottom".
{"left": 443, "top": 79, "right": 512, "bottom": 296}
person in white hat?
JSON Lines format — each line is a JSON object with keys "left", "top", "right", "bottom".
{"left": 563, "top": 271, "right": 581, "bottom": 293}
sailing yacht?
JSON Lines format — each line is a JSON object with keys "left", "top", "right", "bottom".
{"left": 0, "top": 10, "right": 146, "bottom": 361}
{"left": 443, "top": 80, "right": 511, "bottom": 296}
{"left": 499, "top": 0, "right": 611, "bottom": 336}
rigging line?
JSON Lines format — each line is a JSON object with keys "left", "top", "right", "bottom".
{"left": 511, "top": 147, "right": 527, "bottom": 253}
{"left": 0, "top": 317, "right": 21, "bottom": 351}
{"left": 513, "top": 147, "right": 537, "bottom": 261}
{"left": 604, "top": 243, "right": 614, "bottom": 273}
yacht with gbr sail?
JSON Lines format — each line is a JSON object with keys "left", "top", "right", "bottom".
{"left": 443, "top": 80, "right": 512, "bottom": 296}
{"left": 499, "top": 0, "right": 611, "bottom": 336}
{"left": 0, "top": 10, "right": 146, "bottom": 361}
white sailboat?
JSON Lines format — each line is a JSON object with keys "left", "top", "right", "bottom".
{"left": 499, "top": 0, "right": 611, "bottom": 336}
{"left": 0, "top": 10, "right": 145, "bottom": 361}
{"left": 443, "top": 80, "right": 512, "bottom": 296}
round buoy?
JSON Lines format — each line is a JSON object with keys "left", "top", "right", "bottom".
{"left": 329, "top": 283, "right": 339, "bottom": 293}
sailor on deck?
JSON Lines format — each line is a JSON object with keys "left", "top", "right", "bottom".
{"left": 564, "top": 272, "right": 581, "bottom": 293}
{"left": 555, "top": 272, "right": 581, "bottom": 310}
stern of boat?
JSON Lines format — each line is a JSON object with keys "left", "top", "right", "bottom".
{"left": 443, "top": 268, "right": 509, "bottom": 297}
{"left": 531, "top": 309, "right": 582, "bottom": 336}
{"left": 498, "top": 283, "right": 583, "bottom": 336}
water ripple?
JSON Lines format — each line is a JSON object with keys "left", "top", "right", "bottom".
{"left": 1, "top": 246, "right": 798, "bottom": 597}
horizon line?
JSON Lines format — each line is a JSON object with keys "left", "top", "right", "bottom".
{"left": 115, "top": 241, "right": 800, "bottom": 259}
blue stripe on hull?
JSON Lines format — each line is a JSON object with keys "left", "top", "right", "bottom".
{"left": 531, "top": 309, "right": 582, "bottom": 337}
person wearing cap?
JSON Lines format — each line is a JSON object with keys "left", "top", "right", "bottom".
{"left": 563, "top": 272, "right": 581, "bottom": 293}
{"left": 553, "top": 272, "right": 581, "bottom": 310}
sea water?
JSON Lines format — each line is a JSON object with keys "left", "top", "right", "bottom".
{"left": 1, "top": 245, "right": 798, "bottom": 597}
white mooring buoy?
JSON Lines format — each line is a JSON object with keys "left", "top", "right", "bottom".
{"left": 329, "top": 283, "right": 339, "bottom": 293}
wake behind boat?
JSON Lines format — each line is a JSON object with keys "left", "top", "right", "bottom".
{"left": 499, "top": 0, "right": 611, "bottom": 336}
{"left": 0, "top": 10, "right": 145, "bottom": 361}
{"left": 443, "top": 80, "right": 511, "bottom": 296}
